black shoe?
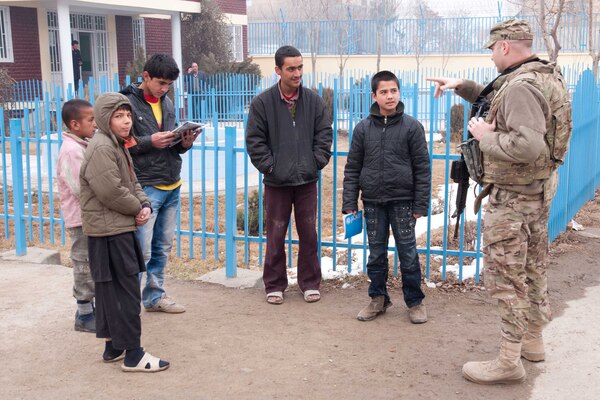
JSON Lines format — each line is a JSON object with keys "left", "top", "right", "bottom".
{"left": 74, "top": 310, "right": 96, "bottom": 333}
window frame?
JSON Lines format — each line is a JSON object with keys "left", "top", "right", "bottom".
{"left": 132, "top": 17, "right": 146, "bottom": 58}
{"left": 229, "top": 24, "right": 243, "bottom": 62}
{"left": 0, "top": 6, "right": 15, "bottom": 63}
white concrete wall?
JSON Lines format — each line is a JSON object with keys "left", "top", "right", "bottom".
{"left": 251, "top": 52, "right": 597, "bottom": 78}
{"left": 223, "top": 13, "right": 248, "bottom": 26}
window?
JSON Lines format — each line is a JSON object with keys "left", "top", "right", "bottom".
{"left": 47, "top": 11, "right": 109, "bottom": 74}
{"left": 132, "top": 17, "right": 146, "bottom": 58}
{"left": 0, "top": 6, "right": 14, "bottom": 62}
{"left": 229, "top": 24, "right": 243, "bottom": 62}
{"left": 47, "top": 11, "right": 60, "bottom": 72}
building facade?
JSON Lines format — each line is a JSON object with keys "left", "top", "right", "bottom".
{"left": 0, "top": 0, "right": 248, "bottom": 91}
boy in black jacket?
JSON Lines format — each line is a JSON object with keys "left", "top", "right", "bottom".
{"left": 342, "top": 71, "right": 431, "bottom": 323}
{"left": 121, "top": 54, "right": 197, "bottom": 314}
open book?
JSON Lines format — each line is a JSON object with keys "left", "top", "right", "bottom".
{"left": 169, "top": 121, "right": 204, "bottom": 147}
{"left": 343, "top": 210, "right": 363, "bottom": 239}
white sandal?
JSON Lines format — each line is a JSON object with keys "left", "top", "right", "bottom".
{"left": 121, "top": 352, "right": 169, "bottom": 373}
{"left": 303, "top": 289, "right": 321, "bottom": 303}
{"left": 266, "top": 291, "right": 284, "bottom": 305}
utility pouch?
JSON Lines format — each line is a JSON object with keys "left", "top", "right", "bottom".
{"left": 458, "top": 138, "right": 484, "bottom": 185}
{"left": 450, "top": 158, "right": 469, "bottom": 183}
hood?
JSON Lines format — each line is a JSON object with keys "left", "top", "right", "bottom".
{"left": 93, "top": 92, "right": 131, "bottom": 142}
{"left": 120, "top": 82, "right": 170, "bottom": 101}
{"left": 120, "top": 82, "right": 143, "bottom": 98}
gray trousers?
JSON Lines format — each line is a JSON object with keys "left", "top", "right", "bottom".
{"left": 68, "top": 227, "right": 95, "bottom": 302}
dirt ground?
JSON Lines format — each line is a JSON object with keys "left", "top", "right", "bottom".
{"left": 1, "top": 195, "right": 600, "bottom": 399}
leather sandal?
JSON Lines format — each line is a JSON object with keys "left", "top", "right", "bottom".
{"left": 266, "top": 291, "right": 284, "bottom": 305}
{"left": 303, "top": 289, "right": 321, "bottom": 303}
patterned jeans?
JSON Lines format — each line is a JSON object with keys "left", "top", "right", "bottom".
{"left": 363, "top": 201, "right": 425, "bottom": 308}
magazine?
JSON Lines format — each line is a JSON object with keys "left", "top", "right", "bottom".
{"left": 343, "top": 210, "right": 363, "bottom": 239}
{"left": 169, "top": 121, "right": 204, "bottom": 147}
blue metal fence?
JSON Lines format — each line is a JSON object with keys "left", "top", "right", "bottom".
{"left": 249, "top": 14, "right": 600, "bottom": 56}
{"left": 1, "top": 69, "right": 599, "bottom": 282}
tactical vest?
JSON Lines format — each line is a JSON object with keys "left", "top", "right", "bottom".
{"left": 482, "top": 60, "right": 572, "bottom": 185}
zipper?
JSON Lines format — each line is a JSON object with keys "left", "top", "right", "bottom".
{"left": 380, "top": 117, "right": 386, "bottom": 193}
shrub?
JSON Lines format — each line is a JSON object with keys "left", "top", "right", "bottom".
{"left": 0, "top": 66, "right": 15, "bottom": 104}
{"left": 125, "top": 46, "right": 146, "bottom": 84}
{"left": 237, "top": 190, "right": 266, "bottom": 236}
{"left": 196, "top": 53, "right": 261, "bottom": 78}
{"left": 312, "top": 87, "right": 334, "bottom": 122}
{"left": 0, "top": 66, "right": 16, "bottom": 128}
{"left": 450, "top": 103, "right": 465, "bottom": 143}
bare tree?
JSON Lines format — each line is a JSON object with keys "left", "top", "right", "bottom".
{"left": 507, "top": 0, "right": 568, "bottom": 61}
{"left": 587, "top": 0, "right": 600, "bottom": 77}
{"left": 181, "top": 0, "right": 232, "bottom": 69}
{"left": 403, "top": 1, "right": 441, "bottom": 79}
{"left": 440, "top": 8, "right": 473, "bottom": 73}
{"left": 323, "top": 2, "right": 356, "bottom": 80}
{"left": 290, "top": 0, "right": 328, "bottom": 81}
{"left": 251, "top": 0, "right": 326, "bottom": 82}
{"left": 369, "top": 0, "right": 402, "bottom": 72}
{"left": 538, "top": 0, "right": 566, "bottom": 61}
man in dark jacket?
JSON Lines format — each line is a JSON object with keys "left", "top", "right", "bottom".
{"left": 185, "top": 62, "right": 207, "bottom": 120}
{"left": 246, "top": 45, "right": 333, "bottom": 305}
{"left": 121, "top": 54, "right": 197, "bottom": 314}
{"left": 342, "top": 70, "right": 431, "bottom": 324}
{"left": 72, "top": 40, "right": 83, "bottom": 94}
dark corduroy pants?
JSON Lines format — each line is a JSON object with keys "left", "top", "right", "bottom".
{"left": 263, "top": 182, "right": 321, "bottom": 294}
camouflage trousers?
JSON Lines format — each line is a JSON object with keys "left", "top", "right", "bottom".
{"left": 482, "top": 174, "right": 557, "bottom": 342}
{"left": 68, "top": 227, "right": 95, "bottom": 302}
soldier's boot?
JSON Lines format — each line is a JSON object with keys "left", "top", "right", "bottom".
{"left": 462, "top": 339, "right": 526, "bottom": 385}
{"left": 522, "top": 323, "right": 545, "bottom": 362}
{"left": 356, "top": 296, "right": 391, "bottom": 321}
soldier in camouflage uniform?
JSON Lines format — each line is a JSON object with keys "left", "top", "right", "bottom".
{"left": 427, "top": 19, "right": 572, "bottom": 385}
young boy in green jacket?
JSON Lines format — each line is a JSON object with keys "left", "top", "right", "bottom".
{"left": 80, "top": 92, "right": 169, "bottom": 372}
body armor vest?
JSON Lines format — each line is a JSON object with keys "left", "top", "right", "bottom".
{"left": 482, "top": 60, "right": 572, "bottom": 185}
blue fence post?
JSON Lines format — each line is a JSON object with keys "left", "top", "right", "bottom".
{"left": 225, "top": 126, "right": 237, "bottom": 278}
{"left": 9, "top": 119, "right": 27, "bottom": 255}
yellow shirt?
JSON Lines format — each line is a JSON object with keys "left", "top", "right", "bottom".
{"left": 145, "top": 96, "right": 182, "bottom": 190}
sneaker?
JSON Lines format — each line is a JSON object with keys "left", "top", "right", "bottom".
{"left": 408, "top": 304, "right": 428, "bottom": 324}
{"left": 74, "top": 310, "right": 96, "bottom": 333}
{"left": 145, "top": 295, "right": 186, "bottom": 313}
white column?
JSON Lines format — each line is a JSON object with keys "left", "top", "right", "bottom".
{"left": 57, "top": 0, "right": 73, "bottom": 98}
{"left": 37, "top": 8, "right": 52, "bottom": 84}
{"left": 171, "top": 13, "right": 182, "bottom": 74}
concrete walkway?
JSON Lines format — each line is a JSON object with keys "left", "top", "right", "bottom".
{"left": 530, "top": 284, "right": 600, "bottom": 400}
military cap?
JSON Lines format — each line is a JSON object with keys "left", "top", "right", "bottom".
{"left": 483, "top": 18, "right": 534, "bottom": 49}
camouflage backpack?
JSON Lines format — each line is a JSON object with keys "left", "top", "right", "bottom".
{"left": 494, "top": 61, "right": 573, "bottom": 166}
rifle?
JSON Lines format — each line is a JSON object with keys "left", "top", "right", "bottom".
{"left": 450, "top": 85, "right": 492, "bottom": 239}
{"left": 450, "top": 156, "right": 470, "bottom": 239}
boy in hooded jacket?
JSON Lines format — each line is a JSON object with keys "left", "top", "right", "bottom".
{"left": 342, "top": 71, "right": 431, "bottom": 324}
{"left": 80, "top": 92, "right": 169, "bottom": 372}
